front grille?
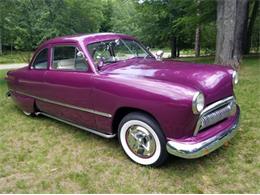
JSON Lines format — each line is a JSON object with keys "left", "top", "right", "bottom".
{"left": 200, "top": 103, "right": 234, "bottom": 129}
{"left": 194, "top": 96, "right": 236, "bottom": 135}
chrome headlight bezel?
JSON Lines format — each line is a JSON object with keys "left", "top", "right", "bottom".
{"left": 232, "top": 71, "right": 239, "bottom": 85}
{"left": 192, "top": 92, "right": 205, "bottom": 114}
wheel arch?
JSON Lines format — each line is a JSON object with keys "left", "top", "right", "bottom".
{"left": 112, "top": 107, "right": 162, "bottom": 134}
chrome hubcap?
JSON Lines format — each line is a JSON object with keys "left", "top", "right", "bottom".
{"left": 126, "top": 125, "right": 156, "bottom": 158}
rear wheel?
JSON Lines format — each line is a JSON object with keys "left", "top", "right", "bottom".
{"left": 118, "top": 112, "right": 168, "bottom": 166}
{"left": 22, "top": 110, "right": 34, "bottom": 116}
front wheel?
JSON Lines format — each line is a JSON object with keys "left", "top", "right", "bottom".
{"left": 118, "top": 112, "right": 168, "bottom": 166}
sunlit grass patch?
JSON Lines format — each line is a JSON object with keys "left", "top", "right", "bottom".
{"left": 0, "top": 51, "right": 32, "bottom": 64}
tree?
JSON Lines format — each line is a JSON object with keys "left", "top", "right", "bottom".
{"left": 194, "top": 0, "right": 201, "bottom": 57}
{"left": 0, "top": 0, "right": 11, "bottom": 55}
{"left": 109, "top": 0, "right": 140, "bottom": 36}
{"left": 1, "top": 0, "right": 256, "bottom": 58}
{"left": 215, "top": 0, "right": 249, "bottom": 68}
{"left": 194, "top": 26, "right": 200, "bottom": 57}
{"left": 243, "top": 0, "right": 259, "bottom": 54}
{"left": 0, "top": 22, "right": 2, "bottom": 55}
{"left": 134, "top": 0, "right": 195, "bottom": 58}
{"left": 0, "top": 0, "right": 105, "bottom": 51}
{"left": 100, "top": 0, "right": 113, "bottom": 32}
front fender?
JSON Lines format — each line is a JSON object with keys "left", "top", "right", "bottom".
{"left": 93, "top": 74, "right": 198, "bottom": 139}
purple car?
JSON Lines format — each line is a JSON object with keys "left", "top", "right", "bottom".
{"left": 6, "top": 33, "right": 240, "bottom": 166}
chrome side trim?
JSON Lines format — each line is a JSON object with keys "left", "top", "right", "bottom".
{"left": 193, "top": 96, "right": 235, "bottom": 136}
{"left": 11, "top": 90, "right": 112, "bottom": 118}
{"left": 166, "top": 107, "right": 240, "bottom": 159}
{"left": 37, "top": 112, "right": 116, "bottom": 138}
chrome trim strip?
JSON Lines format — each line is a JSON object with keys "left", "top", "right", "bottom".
{"left": 37, "top": 112, "right": 116, "bottom": 138}
{"left": 166, "top": 107, "right": 240, "bottom": 159}
{"left": 201, "top": 96, "right": 234, "bottom": 116}
{"left": 10, "top": 90, "right": 112, "bottom": 118}
{"left": 193, "top": 96, "right": 235, "bottom": 136}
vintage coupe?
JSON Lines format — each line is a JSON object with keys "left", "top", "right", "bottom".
{"left": 6, "top": 33, "right": 240, "bottom": 166}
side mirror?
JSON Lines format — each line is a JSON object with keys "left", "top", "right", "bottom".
{"left": 96, "top": 56, "right": 104, "bottom": 70}
{"left": 115, "top": 39, "right": 120, "bottom": 45}
{"left": 76, "top": 51, "right": 85, "bottom": 58}
{"left": 155, "top": 50, "right": 164, "bottom": 60}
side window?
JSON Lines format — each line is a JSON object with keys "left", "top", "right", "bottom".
{"left": 52, "top": 46, "right": 88, "bottom": 71}
{"left": 87, "top": 42, "right": 112, "bottom": 65}
{"left": 32, "top": 48, "right": 48, "bottom": 69}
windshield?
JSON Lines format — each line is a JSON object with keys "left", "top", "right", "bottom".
{"left": 87, "top": 39, "right": 154, "bottom": 66}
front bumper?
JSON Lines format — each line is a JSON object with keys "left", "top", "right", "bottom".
{"left": 166, "top": 107, "right": 240, "bottom": 159}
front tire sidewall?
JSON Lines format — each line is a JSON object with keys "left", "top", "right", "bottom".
{"left": 119, "top": 113, "right": 168, "bottom": 166}
{"left": 120, "top": 120, "right": 161, "bottom": 165}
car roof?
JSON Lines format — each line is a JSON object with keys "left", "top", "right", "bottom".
{"left": 41, "top": 33, "right": 136, "bottom": 46}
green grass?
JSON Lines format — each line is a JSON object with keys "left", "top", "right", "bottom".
{"left": 0, "top": 56, "right": 259, "bottom": 193}
{"left": 0, "top": 51, "right": 32, "bottom": 64}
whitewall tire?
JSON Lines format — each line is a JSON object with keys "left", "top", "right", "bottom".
{"left": 118, "top": 112, "right": 168, "bottom": 166}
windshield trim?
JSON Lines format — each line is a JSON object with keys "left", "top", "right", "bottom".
{"left": 86, "top": 38, "right": 155, "bottom": 69}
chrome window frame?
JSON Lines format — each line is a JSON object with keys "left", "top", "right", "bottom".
{"left": 31, "top": 47, "right": 49, "bottom": 70}
{"left": 50, "top": 44, "right": 89, "bottom": 72}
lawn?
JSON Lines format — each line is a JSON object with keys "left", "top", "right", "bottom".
{"left": 0, "top": 51, "right": 32, "bottom": 64}
{"left": 0, "top": 56, "right": 259, "bottom": 193}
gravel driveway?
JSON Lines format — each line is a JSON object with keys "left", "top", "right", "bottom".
{"left": 0, "top": 63, "right": 27, "bottom": 70}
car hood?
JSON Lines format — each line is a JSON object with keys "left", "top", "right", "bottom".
{"left": 99, "top": 58, "right": 234, "bottom": 105}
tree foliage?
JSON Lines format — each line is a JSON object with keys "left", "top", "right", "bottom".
{"left": 0, "top": 0, "right": 259, "bottom": 59}
{"left": 1, "top": 0, "right": 104, "bottom": 50}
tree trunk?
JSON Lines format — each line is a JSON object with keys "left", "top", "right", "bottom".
{"left": 195, "top": 26, "right": 201, "bottom": 57}
{"left": 215, "top": 0, "right": 249, "bottom": 69}
{"left": 234, "top": 0, "right": 249, "bottom": 59}
{"left": 0, "top": 28, "right": 2, "bottom": 55}
{"left": 195, "top": 0, "right": 201, "bottom": 58}
{"left": 243, "top": 0, "right": 259, "bottom": 54}
{"left": 11, "top": 40, "right": 13, "bottom": 55}
{"left": 171, "top": 37, "right": 177, "bottom": 58}
{"left": 177, "top": 47, "right": 180, "bottom": 58}
{"left": 257, "top": 32, "right": 260, "bottom": 53}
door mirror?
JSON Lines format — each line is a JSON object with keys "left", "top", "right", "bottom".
{"left": 96, "top": 56, "right": 104, "bottom": 70}
{"left": 115, "top": 39, "right": 120, "bottom": 46}
{"left": 155, "top": 50, "right": 164, "bottom": 60}
{"left": 76, "top": 51, "right": 85, "bottom": 58}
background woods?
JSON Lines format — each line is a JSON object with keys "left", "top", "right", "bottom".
{"left": 0, "top": 0, "right": 259, "bottom": 66}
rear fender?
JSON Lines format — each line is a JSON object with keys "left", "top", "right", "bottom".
{"left": 10, "top": 91, "right": 35, "bottom": 114}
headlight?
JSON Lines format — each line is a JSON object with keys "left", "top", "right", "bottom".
{"left": 232, "top": 71, "right": 239, "bottom": 85}
{"left": 192, "top": 92, "right": 205, "bottom": 114}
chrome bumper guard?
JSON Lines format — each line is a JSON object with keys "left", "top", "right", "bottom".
{"left": 166, "top": 107, "right": 240, "bottom": 159}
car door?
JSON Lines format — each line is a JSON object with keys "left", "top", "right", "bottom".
{"left": 36, "top": 44, "right": 98, "bottom": 130}
{"left": 18, "top": 46, "right": 49, "bottom": 98}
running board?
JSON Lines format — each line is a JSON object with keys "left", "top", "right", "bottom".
{"left": 36, "top": 112, "right": 116, "bottom": 139}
